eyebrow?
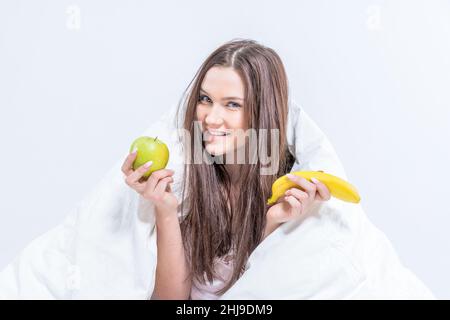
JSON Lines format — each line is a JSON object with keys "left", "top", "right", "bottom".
{"left": 200, "top": 87, "right": 244, "bottom": 101}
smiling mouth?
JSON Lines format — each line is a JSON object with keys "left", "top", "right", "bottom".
{"left": 205, "top": 130, "right": 231, "bottom": 136}
{"left": 203, "top": 130, "right": 230, "bottom": 143}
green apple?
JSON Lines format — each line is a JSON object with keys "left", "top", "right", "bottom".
{"left": 129, "top": 136, "right": 170, "bottom": 179}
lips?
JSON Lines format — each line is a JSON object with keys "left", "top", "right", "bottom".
{"left": 203, "top": 129, "right": 230, "bottom": 142}
{"left": 206, "top": 129, "right": 230, "bottom": 136}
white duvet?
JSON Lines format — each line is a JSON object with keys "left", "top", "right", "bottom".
{"left": 0, "top": 100, "right": 434, "bottom": 299}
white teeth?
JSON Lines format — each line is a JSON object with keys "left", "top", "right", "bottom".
{"left": 208, "top": 130, "right": 229, "bottom": 136}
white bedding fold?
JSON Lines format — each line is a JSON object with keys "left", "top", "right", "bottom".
{"left": 0, "top": 100, "right": 434, "bottom": 299}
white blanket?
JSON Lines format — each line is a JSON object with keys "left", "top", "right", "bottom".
{"left": 0, "top": 100, "right": 434, "bottom": 299}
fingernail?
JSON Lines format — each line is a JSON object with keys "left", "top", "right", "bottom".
{"left": 144, "top": 161, "right": 153, "bottom": 168}
{"left": 286, "top": 173, "right": 295, "bottom": 179}
{"left": 131, "top": 147, "right": 138, "bottom": 154}
{"left": 311, "top": 177, "right": 319, "bottom": 184}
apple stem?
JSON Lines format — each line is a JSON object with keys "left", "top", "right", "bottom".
{"left": 154, "top": 136, "right": 158, "bottom": 141}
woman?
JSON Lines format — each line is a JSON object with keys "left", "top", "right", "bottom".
{"left": 0, "top": 39, "right": 434, "bottom": 300}
{"left": 122, "top": 39, "right": 334, "bottom": 299}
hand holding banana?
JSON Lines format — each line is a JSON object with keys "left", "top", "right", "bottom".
{"left": 267, "top": 171, "right": 361, "bottom": 206}
{"left": 265, "top": 171, "right": 361, "bottom": 224}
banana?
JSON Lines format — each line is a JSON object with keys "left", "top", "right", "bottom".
{"left": 267, "top": 171, "right": 361, "bottom": 205}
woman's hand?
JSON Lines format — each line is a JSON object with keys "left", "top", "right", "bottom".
{"left": 266, "top": 174, "right": 331, "bottom": 224}
{"left": 121, "top": 150, "right": 178, "bottom": 217}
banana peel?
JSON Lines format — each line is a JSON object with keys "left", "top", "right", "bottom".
{"left": 267, "top": 171, "right": 361, "bottom": 205}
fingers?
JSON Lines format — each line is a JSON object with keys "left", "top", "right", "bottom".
{"left": 285, "top": 195, "right": 302, "bottom": 215}
{"left": 125, "top": 161, "right": 153, "bottom": 194}
{"left": 126, "top": 160, "right": 153, "bottom": 184}
{"left": 121, "top": 151, "right": 138, "bottom": 176}
{"left": 145, "top": 169, "right": 175, "bottom": 194}
{"left": 286, "top": 174, "right": 317, "bottom": 199}
{"left": 285, "top": 188, "right": 309, "bottom": 201}
{"left": 268, "top": 197, "right": 293, "bottom": 222}
{"left": 311, "top": 178, "right": 331, "bottom": 201}
{"left": 142, "top": 171, "right": 175, "bottom": 203}
{"left": 154, "top": 176, "right": 174, "bottom": 198}
{"left": 285, "top": 188, "right": 308, "bottom": 216}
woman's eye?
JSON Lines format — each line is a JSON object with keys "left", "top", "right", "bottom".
{"left": 198, "top": 95, "right": 240, "bottom": 109}
{"left": 198, "top": 95, "right": 211, "bottom": 104}
{"left": 227, "top": 102, "right": 241, "bottom": 109}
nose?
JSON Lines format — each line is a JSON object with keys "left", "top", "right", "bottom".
{"left": 204, "top": 103, "right": 224, "bottom": 127}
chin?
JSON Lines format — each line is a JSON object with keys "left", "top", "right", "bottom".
{"left": 205, "top": 144, "right": 228, "bottom": 157}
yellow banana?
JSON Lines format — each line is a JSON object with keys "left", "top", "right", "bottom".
{"left": 267, "top": 171, "right": 361, "bottom": 205}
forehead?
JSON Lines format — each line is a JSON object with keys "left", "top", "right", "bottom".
{"left": 201, "top": 66, "right": 245, "bottom": 98}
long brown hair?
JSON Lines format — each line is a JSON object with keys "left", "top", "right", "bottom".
{"left": 176, "top": 39, "right": 295, "bottom": 295}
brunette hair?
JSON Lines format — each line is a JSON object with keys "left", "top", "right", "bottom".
{"left": 176, "top": 38, "right": 295, "bottom": 295}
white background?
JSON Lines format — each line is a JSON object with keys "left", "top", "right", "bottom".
{"left": 1, "top": 0, "right": 449, "bottom": 298}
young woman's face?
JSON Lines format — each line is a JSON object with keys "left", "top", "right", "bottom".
{"left": 196, "top": 66, "right": 248, "bottom": 157}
